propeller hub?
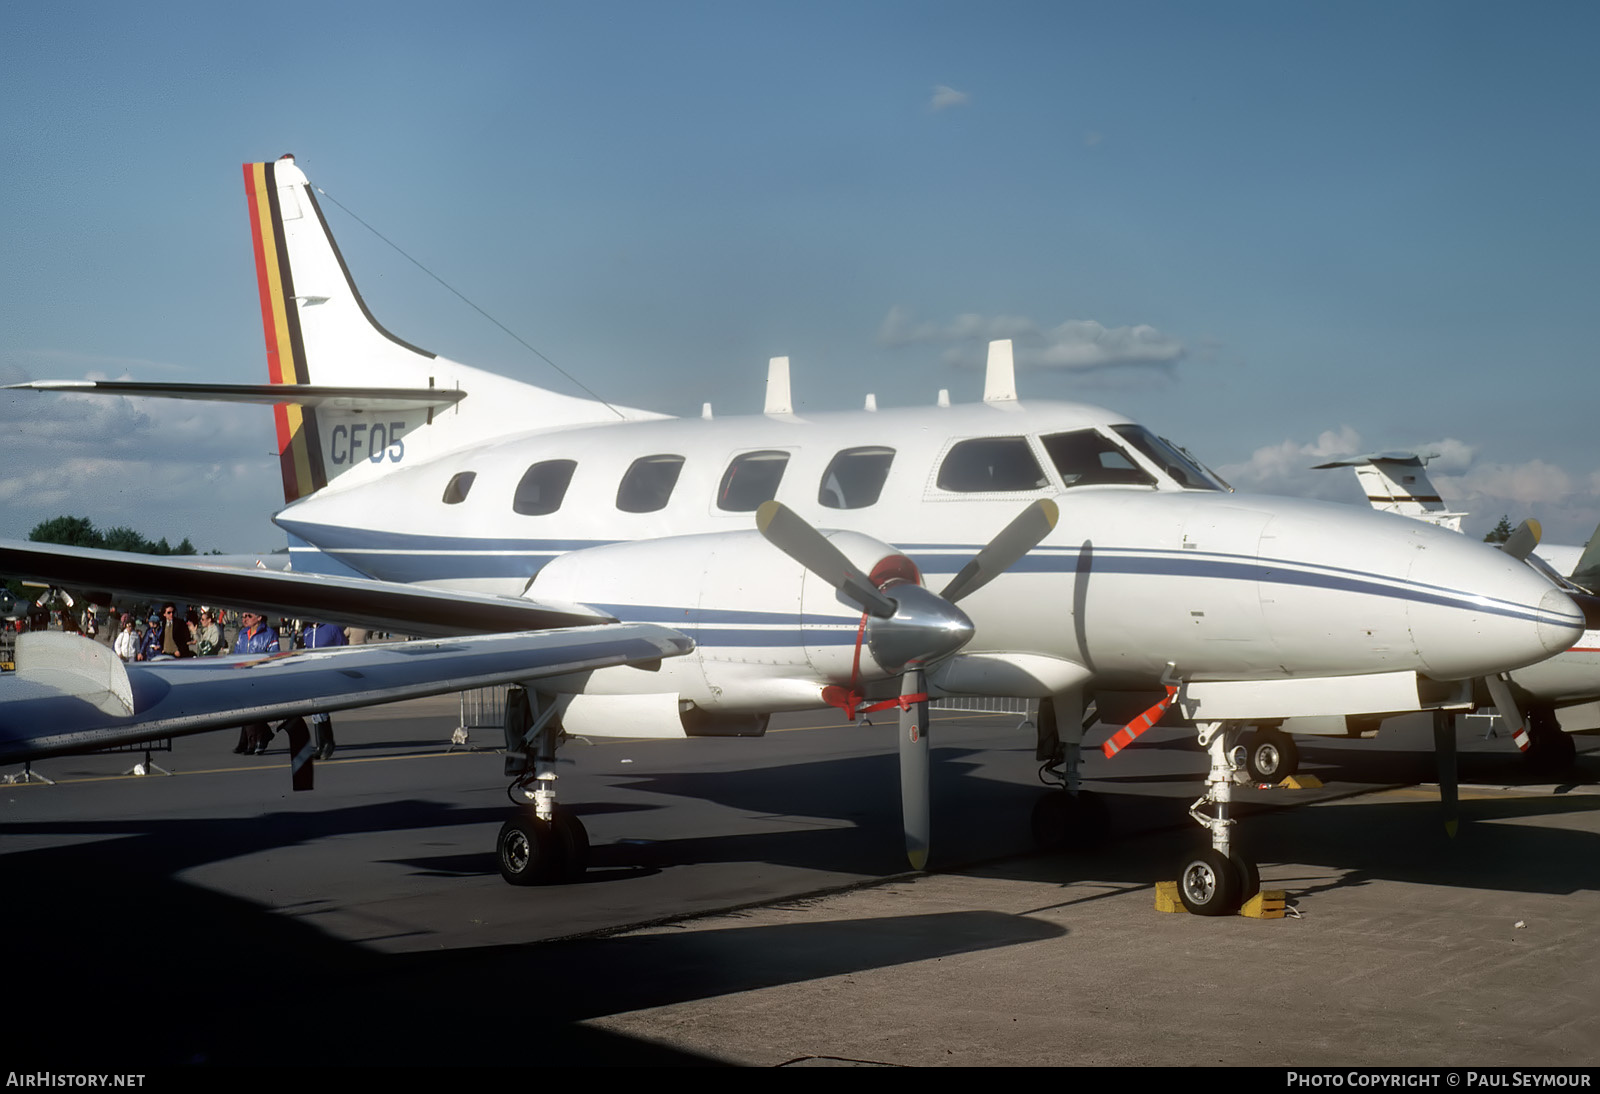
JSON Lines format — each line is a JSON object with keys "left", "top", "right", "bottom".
{"left": 866, "top": 583, "right": 975, "bottom": 673}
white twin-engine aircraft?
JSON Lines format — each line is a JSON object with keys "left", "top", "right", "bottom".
{"left": 2, "top": 156, "right": 1590, "bottom": 915}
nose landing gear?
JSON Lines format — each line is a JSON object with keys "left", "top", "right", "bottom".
{"left": 1177, "top": 721, "right": 1261, "bottom": 916}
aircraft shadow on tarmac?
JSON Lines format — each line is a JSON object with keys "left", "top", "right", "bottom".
{"left": 1, "top": 799, "right": 1064, "bottom": 1066}
{"left": 4, "top": 726, "right": 1596, "bottom": 1066}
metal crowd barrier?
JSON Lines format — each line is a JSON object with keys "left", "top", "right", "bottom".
{"left": 455, "top": 684, "right": 510, "bottom": 750}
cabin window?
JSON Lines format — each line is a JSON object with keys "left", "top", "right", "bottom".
{"left": 441, "top": 471, "right": 476, "bottom": 505}
{"left": 819, "top": 446, "right": 895, "bottom": 509}
{"left": 616, "top": 454, "right": 685, "bottom": 513}
{"left": 718, "top": 450, "right": 789, "bottom": 511}
{"left": 512, "top": 459, "right": 577, "bottom": 516}
{"left": 935, "top": 437, "right": 1048, "bottom": 493}
{"left": 1040, "top": 431, "right": 1156, "bottom": 488}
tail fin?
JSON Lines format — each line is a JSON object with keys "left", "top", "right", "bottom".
{"left": 1312, "top": 451, "right": 1467, "bottom": 532}
{"left": 243, "top": 155, "right": 661, "bottom": 504}
{"left": 10, "top": 157, "right": 662, "bottom": 508}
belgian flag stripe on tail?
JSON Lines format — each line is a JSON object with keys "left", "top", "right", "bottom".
{"left": 244, "top": 159, "right": 327, "bottom": 503}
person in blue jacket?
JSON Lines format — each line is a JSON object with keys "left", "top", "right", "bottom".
{"left": 300, "top": 621, "right": 347, "bottom": 759}
{"left": 232, "top": 611, "right": 281, "bottom": 754}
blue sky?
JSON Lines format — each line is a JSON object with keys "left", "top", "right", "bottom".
{"left": 3, "top": 1, "right": 1596, "bottom": 551}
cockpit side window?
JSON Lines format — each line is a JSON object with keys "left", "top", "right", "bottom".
{"left": 1111, "top": 425, "right": 1226, "bottom": 490}
{"left": 1040, "top": 431, "right": 1156, "bottom": 488}
{"left": 616, "top": 454, "right": 685, "bottom": 513}
{"left": 442, "top": 471, "right": 476, "bottom": 505}
{"left": 936, "top": 437, "right": 1049, "bottom": 493}
{"left": 819, "top": 446, "right": 895, "bottom": 509}
{"left": 718, "top": 450, "right": 789, "bottom": 511}
{"left": 512, "top": 459, "right": 577, "bottom": 516}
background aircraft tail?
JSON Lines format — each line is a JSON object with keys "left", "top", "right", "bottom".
{"left": 1312, "top": 451, "right": 1467, "bottom": 532}
{"left": 243, "top": 156, "right": 663, "bottom": 504}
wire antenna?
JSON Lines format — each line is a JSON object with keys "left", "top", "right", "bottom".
{"left": 314, "top": 186, "right": 625, "bottom": 420}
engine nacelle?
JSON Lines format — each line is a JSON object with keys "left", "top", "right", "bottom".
{"left": 528, "top": 529, "right": 969, "bottom": 713}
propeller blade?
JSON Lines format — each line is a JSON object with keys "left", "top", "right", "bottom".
{"left": 1433, "top": 709, "right": 1459, "bottom": 838}
{"left": 756, "top": 501, "right": 897, "bottom": 618}
{"left": 1483, "top": 672, "right": 1531, "bottom": 753}
{"left": 899, "top": 667, "right": 931, "bottom": 871}
{"left": 939, "top": 499, "right": 1060, "bottom": 603}
{"left": 1500, "top": 518, "right": 1542, "bottom": 562}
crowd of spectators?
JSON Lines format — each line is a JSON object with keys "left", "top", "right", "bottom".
{"left": 3, "top": 602, "right": 371, "bottom": 760}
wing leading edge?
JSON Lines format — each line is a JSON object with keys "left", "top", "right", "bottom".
{"left": 0, "top": 625, "right": 693, "bottom": 763}
{"left": 0, "top": 538, "right": 609, "bottom": 636}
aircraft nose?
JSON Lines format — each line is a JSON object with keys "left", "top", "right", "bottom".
{"left": 1537, "top": 586, "right": 1587, "bottom": 655}
{"left": 1407, "top": 538, "right": 1584, "bottom": 679}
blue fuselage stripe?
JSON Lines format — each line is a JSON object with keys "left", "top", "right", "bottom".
{"left": 278, "top": 524, "right": 1569, "bottom": 628}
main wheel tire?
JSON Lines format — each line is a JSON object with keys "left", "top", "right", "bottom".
{"left": 497, "top": 814, "right": 555, "bottom": 886}
{"left": 550, "top": 809, "right": 591, "bottom": 882}
{"left": 1031, "top": 792, "right": 1071, "bottom": 849}
{"left": 1246, "top": 727, "right": 1299, "bottom": 782}
{"left": 1177, "top": 847, "right": 1243, "bottom": 916}
{"left": 1031, "top": 790, "right": 1110, "bottom": 851}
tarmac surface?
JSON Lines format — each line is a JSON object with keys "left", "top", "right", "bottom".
{"left": 3, "top": 695, "right": 1598, "bottom": 1068}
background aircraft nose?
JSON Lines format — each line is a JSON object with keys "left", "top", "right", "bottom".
{"left": 1407, "top": 535, "right": 1584, "bottom": 679}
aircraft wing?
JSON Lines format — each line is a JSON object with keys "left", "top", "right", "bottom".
{"left": 0, "top": 626, "right": 693, "bottom": 763}
{"left": 0, "top": 538, "right": 610, "bottom": 636}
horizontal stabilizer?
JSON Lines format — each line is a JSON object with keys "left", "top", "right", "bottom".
{"left": 0, "top": 538, "right": 611, "bottom": 637}
{"left": 0, "top": 626, "right": 693, "bottom": 762}
{"left": 4, "top": 380, "right": 465, "bottom": 412}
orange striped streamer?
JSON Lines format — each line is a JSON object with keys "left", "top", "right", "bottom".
{"left": 1101, "top": 686, "right": 1179, "bottom": 759}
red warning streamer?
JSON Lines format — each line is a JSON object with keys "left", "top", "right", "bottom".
{"left": 1101, "top": 686, "right": 1179, "bottom": 760}
{"left": 821, "top": 609, "right": 927, "bottom": 721}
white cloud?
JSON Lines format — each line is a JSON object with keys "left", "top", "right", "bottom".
{"left": 1216, "top": 427, "right": 1367, "bottom": 502}
{"left": 878, "top": 308, "right": 1186, "bottom": 375}
{"left": 1433, "top": 460, "right": 1573, "bottom": 509}
{"left": 0, "top": 375, "right": 281, "bottom": 551}
{"left": 1083, "top": 130, "right": 1103, "bottom": 148}
{"left": 929, "top": 85, "right": 969, "bottom": 111}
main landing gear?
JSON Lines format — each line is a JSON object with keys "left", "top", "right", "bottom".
{"left": 1524, "top": 707, "right": 1577, "bottom": 773}
{"left": 496, "top": 687, "right": 591, "bottom": 886}
{"left": 1178, "top": 721, "right": 1262, "bottom": 916}
{"left": 1031, "top": 694, "right": 1111, "bottom": 851}
{"left": 497, "top": 806, "right": 590, "bottom": 886}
